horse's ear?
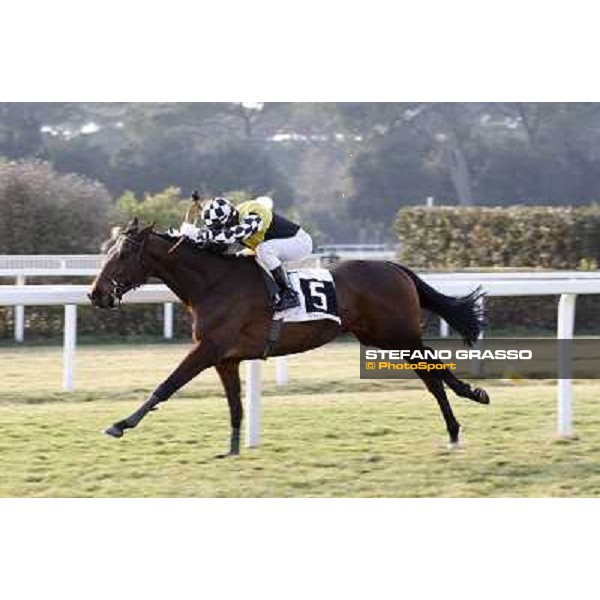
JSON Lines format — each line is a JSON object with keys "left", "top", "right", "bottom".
{"left": 125, "top": 217, "right": 139, "bottom": 233}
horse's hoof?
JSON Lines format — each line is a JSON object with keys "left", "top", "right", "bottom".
{"left": 215, "top": 451, "right": 240, "bottom": 459}
{"left": 447, "top": 441, "right": 462, "bottom": 451}
{"left": 474, "top": 388, "right": 490, "bottom": 404}
{"left": 104, "top": 424, "right": 124, "bottom": 438}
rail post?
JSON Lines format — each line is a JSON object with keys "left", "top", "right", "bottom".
{"left": 471, "top": 295, "right": 485, "bottom": 376}
{"left": 557, "top": 293, "right": 577, "bottom": 438}
{"left": 276, "top": 356, "right": 288, "bottom": 385}
{"left": 163, "top": 303, "right": 174, "bottom": 339}
{"left": 14, "top": 275, "right": 25, "bottom": 342}
{"left": 439, "top": 319, "right": 449, "bottom": 338}
{"left": 63, "top": 304, "right": 77, "bottom": 392}
{"left": 246, "top": 360, "right": 261, "bottom": 447}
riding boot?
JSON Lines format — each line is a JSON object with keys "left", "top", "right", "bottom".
{"left": 271, "top": 265, "right": 300, "bottom": 310}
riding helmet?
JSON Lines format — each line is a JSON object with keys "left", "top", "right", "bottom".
{"left": 202, "top": 197, "right": 237, "bottom": 229}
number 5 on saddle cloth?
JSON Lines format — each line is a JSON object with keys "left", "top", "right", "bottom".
{"left": 261, "top": 268, "right": 341, "bottom": 358}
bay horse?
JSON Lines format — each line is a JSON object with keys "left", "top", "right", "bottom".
{"left": 89, "top": 219, "right": 489, "bottom": 457}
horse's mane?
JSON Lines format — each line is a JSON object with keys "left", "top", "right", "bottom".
{"left": 152, "top": 231, "right": 242, "bottom": 262}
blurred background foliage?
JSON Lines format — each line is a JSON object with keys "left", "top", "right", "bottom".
{"left": 0, "top": 159, "right": 111, "bottom": 253}
{"left": 5, "top": 103, "right": 600, "bottom": 337}
{"left": 115, "top": 187, "right": 190, "bottom": 231}
{"left": 4, "top": 102, "right": 600, "bottom": 247}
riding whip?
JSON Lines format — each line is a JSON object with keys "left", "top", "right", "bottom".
{"left": 169, "top": 190, "right": 202, "bottom": 254}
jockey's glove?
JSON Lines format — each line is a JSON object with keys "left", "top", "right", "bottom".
{"left": 180, "top": 222, "right": 200, "bottom": 240}
{"left": 235, "top": 248, "right": 255, "bottom": 257}
{"left": 196, "top": 228, "right": 229, "bottom": 253}
{"left": 197, "top": 229, "right": 213, "bottom": 243}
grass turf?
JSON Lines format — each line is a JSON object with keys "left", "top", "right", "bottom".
{"left": 1, "top": 342, "right": 600, "bottom": 497}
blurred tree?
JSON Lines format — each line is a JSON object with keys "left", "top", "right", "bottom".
{"left": 45, "top": 133, "right": 112, "bottom": 187}
{"left": 6, "top": 103, "right": 600, "bottom": 244}
{"left": 199, "top": 141, "right": 294, "bottom": 203}
{"left": 349, "top": 122, "right": 452, "bottom": 224}
{"left": 0, "top": 160, "right": 111, "bottom": 253}
{"left": 75, "top": 103, "right": 294, "bottom": 200}
{"left": 0, "top": 103, "right": 86, "bottom": 158}
{"left": 115, "top": 187, "right": 189, "bottom": 230}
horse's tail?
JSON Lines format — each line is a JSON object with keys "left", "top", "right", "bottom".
{"left": 391, "top": 263, "right": 486, "bottom": 346}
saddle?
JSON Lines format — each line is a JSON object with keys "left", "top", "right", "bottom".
{"left": 259, "top": 267, "right": 341, "bottom": 358}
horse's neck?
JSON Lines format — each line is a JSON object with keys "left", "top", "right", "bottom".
{"left": 145, "top": 236, "right": 225, "bottom": 305}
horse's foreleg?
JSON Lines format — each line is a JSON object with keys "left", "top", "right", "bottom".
{"left": 214, "top": 359, "right": 242, "bottom": 458}
{"left": 104, "top": 341, "right": 220, "bottom": 438}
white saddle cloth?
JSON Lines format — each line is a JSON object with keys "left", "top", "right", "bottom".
{"left": 274, "top": 268, "right": 341, "bottom": 324}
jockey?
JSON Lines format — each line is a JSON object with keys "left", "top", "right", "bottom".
{"left": 182, "top": 196, "right": 313, "bottom": 311}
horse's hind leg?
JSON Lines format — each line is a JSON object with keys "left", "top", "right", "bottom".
{"left": 411, "top": 344, "right": 489, "bottom": 405}
{"left": 414, "top": 368, "right": 461, "bottom": 447}
{"left": 215, "top": 359, "right": 242, "bottom": 458}
{"left": 441, "top": 369, "right": 490, "bottom": 405}
{"left": 356, "top": 331, "right": 463, "bottom": 445}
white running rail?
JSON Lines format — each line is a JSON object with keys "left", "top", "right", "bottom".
{"left": 0, "top": 251, "right": 393, "bottom": 342}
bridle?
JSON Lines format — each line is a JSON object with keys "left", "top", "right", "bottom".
{"left": 105, "top": 233, "right": 148, "bottom": 307}
{"left": 110, "top": 277, "right": 136, "bottom": 306}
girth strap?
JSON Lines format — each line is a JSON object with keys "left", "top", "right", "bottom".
{"left": 262, "top": 318, "right": 284, "bottom": 359}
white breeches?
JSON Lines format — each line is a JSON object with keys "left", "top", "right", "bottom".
{"left": 255, "top": 228, "right": 313, "bottom": 271}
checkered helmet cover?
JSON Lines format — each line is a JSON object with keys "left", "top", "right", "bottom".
{"left": 202, "top": 197, "right": 236, "bottom": 229}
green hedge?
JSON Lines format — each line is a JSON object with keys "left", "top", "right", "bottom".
{"left": 396, "top": 206, "right": 600, "bottom": 270}
{"left": 396, "top": 206, "right": 600, "bottom": 332}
